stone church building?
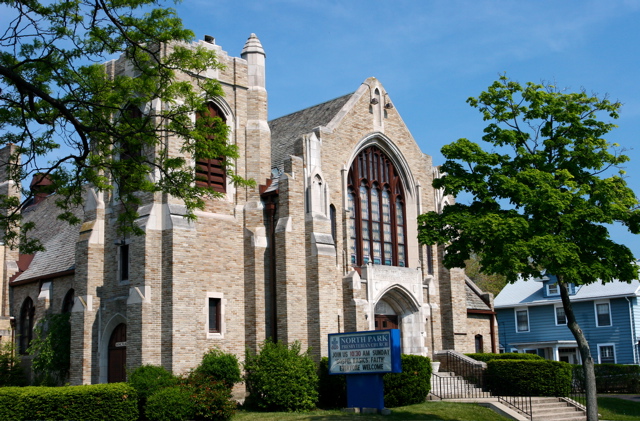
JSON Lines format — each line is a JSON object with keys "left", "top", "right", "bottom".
{"left": 0, "top": 34, "right": 497, "bottom": 385}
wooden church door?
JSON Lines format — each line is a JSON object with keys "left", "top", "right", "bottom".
{"left": 108, "top": 323, "right": 127, "bottom": 383}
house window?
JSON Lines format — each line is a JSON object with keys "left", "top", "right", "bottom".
{"left": 19, "top": 297, "right": 35, "bottom": 354}
{"left": 547, "top": 283, "right": 559, "bottom": 296}
{"left": 595, "top": 301, "right": 612, "bottom": 327}
{"left": 118, "top": 243, "right": 130, "bottom": 282}
{"left": 347, "top": 145, "right": 407, "bottom": 267}
{"left": 555, "top": 305, "right": 567, "bottom": 325}
{"left": 515, "top": 308, "right": 529, "bottom": 332}
{"left": 195, "top": 102, "right": 227, "bottom": 193}
{"left": 598, "top": 344, "right": 616, "bottom": 364}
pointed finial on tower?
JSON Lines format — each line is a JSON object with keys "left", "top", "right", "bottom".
{"left": 241, "top": 33, "right": 266, "bottom": 89}
{"left": 241, "top": 33, "right": 265, "bottom": 57}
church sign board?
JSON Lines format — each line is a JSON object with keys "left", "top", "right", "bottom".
{"left": 328, "top": 329, "right": 401, "bottom": 412}
{"left": 328, "top": 329, "right": 401, "bottom": 374}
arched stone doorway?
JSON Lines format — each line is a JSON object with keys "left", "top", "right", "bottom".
{"left": 373, "top": 285, "right": 425, "bottom": 355}
{"left": 108, "top": 323, "right": 127, "bottom": 383}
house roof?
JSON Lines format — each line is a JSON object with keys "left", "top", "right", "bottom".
{"left": 269, "top": 93, "right": 354, "bottom": 170}
{"left": 12, "top": 193, "right": 83, "bottom": 283}
{"left": 494, "top": 276, "right": 640, "bottom": 308}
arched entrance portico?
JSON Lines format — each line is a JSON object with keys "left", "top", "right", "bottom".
{"left": 373, "top": 285, "right": 425, "bottom": 355}
{"left": 108, "top": 323, "right": 127, "bottom": 383}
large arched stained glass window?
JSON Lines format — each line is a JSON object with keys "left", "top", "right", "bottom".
{"left": 347, "top": 146, "right": 407, "bottom": 267}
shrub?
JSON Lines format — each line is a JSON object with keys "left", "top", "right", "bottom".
{"left": 128, "top": 364, "right": 177, "bottom": 418}
{"left": 383, "top": 354, "right": 432, "bottom": 407}
{"left": 0, "top": 383, "right": 138, "bottom": 421}
{"left": 183, "top": 371, "right": 237, "bottom": 420}
{"left": 146, "top": 386, "right": 194, "bottom": 421}
{"left": 244, "top": 340, "right": 318, "bottom": 411}
{"left": 466, "top": 352, "right": 543, "bottom": 362}
{"left": 0, "top": 341, "right": 26, "bottom": 386}
{"left": 487, "top": 360, "right": 571, "bottom": 396}
{"left": 26, "top": 313, "right": 71, "bottom": 385}
{"left": 317, "top": 357, "right": 346, "bottom": 409}
{"left": 195, "top": 348, "right": 242, "bottom": 390}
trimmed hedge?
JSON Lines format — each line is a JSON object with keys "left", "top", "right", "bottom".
{"left": 573, "top": 364, "right": 640, "bottom": 393}
{"left": 317, "top": 357, "right": 347, "bottom": 409}
{"left": 244, "top": 340, "right": 318, "bottom": 411}
{"left": 146, "top": 386, "right": 195, "bottom": 421}
{"left": 487, "top": 360, "right": 571, "bottom": 397}
{"left": 383, "top": 354, "right": 432, "bottom": 407}
{"left": 0, "top": 383, "right": 138, "bottom": 421}
{"left": 466, "top": 352, "right": 544, "bottom": 362}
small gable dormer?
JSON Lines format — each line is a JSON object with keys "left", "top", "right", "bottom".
{"left": 542, "top": 274, "right": 578, "bottom": 297}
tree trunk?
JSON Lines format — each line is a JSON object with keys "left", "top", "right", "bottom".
{"left": 559, "top": 280, "right": 597, "bottom": 421}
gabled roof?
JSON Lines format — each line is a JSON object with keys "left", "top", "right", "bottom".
{"left": 12, "top": 194, "right": 82, "bottom": 283}
{"left": 494, "top": 276, "right": 640, "bottom": 308}
{"left": 466, "top": 277, "right": 492, "bottom": 311}
{"left": 269, "top": 93, "right": 353, "bottom": 169}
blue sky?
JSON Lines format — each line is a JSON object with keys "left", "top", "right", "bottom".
{"left": 2, "top": 1, "right": 639, "bottom": 260}
{"left": 174, "top": 0, "right": 640, "bottom": 259}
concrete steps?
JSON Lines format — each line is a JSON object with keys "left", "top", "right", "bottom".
{"left": 529, "top": 397, "right": 586, "bottom": 421}
{"left": 430, "top": 372, "right": 491, "bottom": 399}
{"left": 430, "top": 373, "right": 586, "bottom": 421}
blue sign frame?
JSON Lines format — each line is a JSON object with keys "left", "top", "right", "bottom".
{"left": 328, "top": 329, "right": 401, "bottom": 375}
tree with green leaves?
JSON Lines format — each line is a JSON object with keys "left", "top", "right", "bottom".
{"left": 27, "top": 312, "right": 71, "bottom": 385}
{"left": 417, "top": 75, "right": 640, "bottom": 421}
{"left": 464, "top": 253, "right": 507, "bottom": 297}
{"left": 0, "top": 0, "right": 251, "bottom": 253}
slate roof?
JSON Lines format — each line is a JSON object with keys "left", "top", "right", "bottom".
{"left": 12, "top": 194, "right": 83, "bottom": 283}
{"left": 465, "top": 278, "right": 492, "bottom": 311}
{"left": 269, "top": 93, "right": 353, "bottom": 170}
{"left": 494, "top": 276, "right": 640, "bottom": 308}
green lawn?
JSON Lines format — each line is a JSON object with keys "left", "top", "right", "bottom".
{"left": 596, "top": 396, "right": 640, "bottom": 421}
{"left": 233, "top": 402, "right": 511, "bottom": 421}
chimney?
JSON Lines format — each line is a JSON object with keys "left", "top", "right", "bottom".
{"left": 30, "top": 173, "right": 54, "bottom": 205}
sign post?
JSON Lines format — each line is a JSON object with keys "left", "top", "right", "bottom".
{"left": 328, "top": 329, "right": 401, "bottom": 412}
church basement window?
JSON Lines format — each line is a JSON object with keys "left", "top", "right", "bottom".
{"left": 347, "top": 146, "right": 407, "bottom": 267}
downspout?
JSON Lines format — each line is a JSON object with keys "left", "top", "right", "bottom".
{"left": 626, "top": 296, "right": 637, "bottom": 364}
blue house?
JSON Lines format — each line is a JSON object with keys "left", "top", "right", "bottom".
{"left": 494, "top": 275, "right": 640, "bottom": 365}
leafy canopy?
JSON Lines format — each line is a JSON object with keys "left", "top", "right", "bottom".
{"left": 0, "top": 0, "right": 251, "bottom": 252}
{"left": 418, "top": 75, "right": 640, "bottom": 285}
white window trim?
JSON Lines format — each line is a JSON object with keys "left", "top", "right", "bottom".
{"left": 205, "top": 292, "right": 225, "bottom": 339}
{"left": 597, "top": 343, "right": 616, "bottom": 364}
{"left": 515, "top": 307, "right": 530, "bottom": 332}
{"left": 555, "top": 304, "right": 567, "bottom": 326}
{"left": 547, "top": 283, "right": 559, "bottom": 296}
{"left": 594, "top": 300, "right": 612, "bottom": 327}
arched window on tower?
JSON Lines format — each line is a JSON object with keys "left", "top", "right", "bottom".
{"left": 347, "top": 145, "right": 407, "bottom": 267}
{"left": 195, "top": 102, "right": 227, "bottom": 193}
